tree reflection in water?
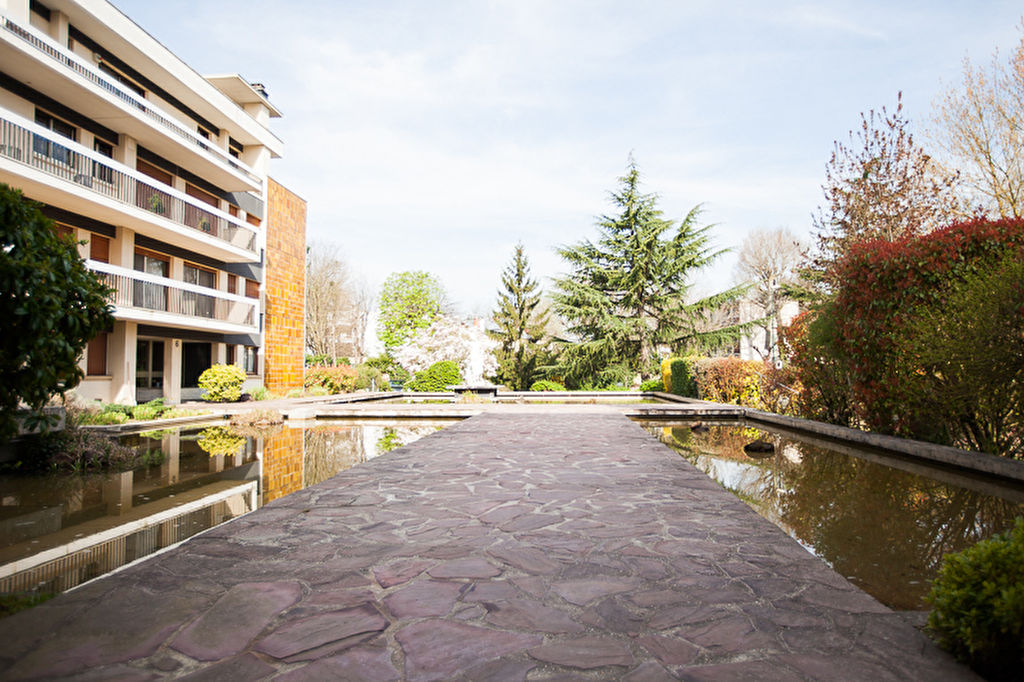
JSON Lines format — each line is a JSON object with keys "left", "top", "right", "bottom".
{"left": 303, "top": 426, "right": 366, "bottom": 488}
{"left": 301, "top": 422, "right": 448, "bottom": 488}
{"left": 653, "top": 422, "right": 1024, "bottom": 610}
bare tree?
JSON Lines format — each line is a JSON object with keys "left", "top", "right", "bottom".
{"left": 812, "top": 93, "right": 962, "bottom": 290}
{"left": 735, "top": 227, "right": 807, "bottom": 360}
{"left": 930, "top": 25, "right": 1024, "bottom": 218}
{"left": 305, "top": 241, "right": 371, "bottom": 362}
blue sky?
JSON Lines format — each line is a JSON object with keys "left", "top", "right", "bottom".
{"left": 114, "top": 0, "right": 1022, "bottom": 316}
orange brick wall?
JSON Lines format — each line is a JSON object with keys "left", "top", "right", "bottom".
{"left": 264, "top": 177, "right": 306, "bottom": 393}
{"left": 260, "top": 427, "right": 305, "bottom": 504}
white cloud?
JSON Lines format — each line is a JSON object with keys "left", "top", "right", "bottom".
{"left": 112, "top": 0, "right": 1024, "bottom": 317}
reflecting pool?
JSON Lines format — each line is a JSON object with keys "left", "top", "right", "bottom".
{"left": 642, "top": 420, "right": 1024, "bottom": 610}
{"left": 0, "top": 419, "right": 452, "bottom": 599}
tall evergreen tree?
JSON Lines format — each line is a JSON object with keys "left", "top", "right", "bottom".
{"left": 489, "top": 243, "right": 549, "bottom": 390}
{"left": 551, "top": 158, "right": 750, "bottom": 387}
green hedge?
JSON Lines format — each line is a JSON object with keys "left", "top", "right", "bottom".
{"left": 669, "top": 358, "right": 697, "bottom": 397}
{"left": 927, "top": 518, "right": 1024, "bottom": 680}
{"left": 529, "top": 379, "right": 566, "bottom": 392}
{"left": 407, "top": 361, "right": 462, "bottom": 392}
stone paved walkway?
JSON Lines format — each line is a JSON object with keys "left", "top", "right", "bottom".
{"left": 0, "top": 413, "right": 976, "bottom": 680}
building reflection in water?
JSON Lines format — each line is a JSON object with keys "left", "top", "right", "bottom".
{"left": 0, "top": 420, "right": 452, "bottom": 598}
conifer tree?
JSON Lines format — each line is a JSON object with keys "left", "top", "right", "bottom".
{"left": 551, "top": 157, "right": 749, "bottom": 387}
{"left": 489, "top": 243, "right": 549, "bottom": 390}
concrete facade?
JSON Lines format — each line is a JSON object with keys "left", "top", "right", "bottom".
{"left": 0, "top": 0, "right": 295, "bottom": 404}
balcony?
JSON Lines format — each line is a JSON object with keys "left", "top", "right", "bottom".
{"left": 89, "top": 260, "right": 258, "bottom": 334}
{"left": 0, "top": 109, "right": 259, "bottom": 259}
{"left": 0, "top": 14, "right": 265, "bottom": 191}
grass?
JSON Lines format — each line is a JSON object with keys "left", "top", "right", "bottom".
{"left": 0, "top": 592, "right": 55, "bottom": 619}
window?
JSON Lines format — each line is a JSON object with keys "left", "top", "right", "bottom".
{"left": 184, "top": 263, "right": 216, "bottom": 289}
{"left": 226, "top": 345, "right": 236, "bottom": 365}
{"left": 86, "top": 333, "right": 108, "bottom": 376}
{"left": 133, "top": 249, "right": 169, "bottom": 311}
{"left": 136, "top": 159, "right": 173, "bottom": 186}
{"left": 90, "top": 234, "right": 110, "bottom": 263}
{"left": 229, "top": 138, "right": 243, "bottom": 159}
{"left": 245, "top": 279, "right": 259, "bottom": 299}
{"left": 92, "top": 138, "right": 114, "bottom": 184}
{"left": 183, "top": 263, "right": 216, "bottom": 318}
{"left": 184, "top": 184, "right": 219, "bottom": 233}
{"left": 227, "top": 274, "right": 238, "bottom": 295}
{"left": 136, "top": 340, "right": 164, "bottom": 388}
{"left": 54, "top": 223, "right": 74, "bottom": 241}
{"left": 243, "top": 346, "right": 258, "bottom": 375}
{"left": 185, "top": 183, "right": 218, "bottom": 207}
{"left": 33, "top": 110, "right": 76, "bottom": 165}
{"left": 97, "top": 60, "right": 145, "bottom": 97}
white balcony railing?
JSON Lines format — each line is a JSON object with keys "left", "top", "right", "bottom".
{"left": 1, "top": 14, "right": 262, "bottom": 186}
{"left": 0, "top": 109, "right": 259, "bottom": 254}
{"left": 89, "top": 260, "right": 258, "bottom": 330}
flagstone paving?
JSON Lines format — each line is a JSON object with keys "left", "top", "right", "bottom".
{"left": 0, "top": 412, "right": 977, "bottom": 680}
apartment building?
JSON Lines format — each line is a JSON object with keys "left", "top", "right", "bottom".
{"left": 0, "top": 0, "right": 303, "bottom": 403}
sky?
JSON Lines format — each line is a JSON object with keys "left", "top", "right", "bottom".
{"left": 113, "top": 0, "right": 1022, "bottom": 317}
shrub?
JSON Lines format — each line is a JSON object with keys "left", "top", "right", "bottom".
{"left": 304, "top": 364, "right": 359, "bottom": 394}
{"left": 248, "top": 386, "right": 270, "bottom": 401}
{"left": 818, "top": 217, "right": 1024, "bottom": 444}
{"left": 640, "top": 379, "right": 663, "bottom": 392}
{"left": 197, "top": 364, "right": 246, "bottom": 402}
{"left": 76, "top": 409, "right": 128, "bottom": 426}
{"left": 130, "top": 404, "right": 160, "bottom": 421}
{"left": 901, "top": 256, "right": 1024, "bottom": 456}
{"left": 160, "top": 407, "right": 209, "bottom": 419}
{"left": 927, "top": 519, "right": 1024, "bottom": 680}
{"left": 669, "top": 357, "right": 697, "bottom": 397}
{"left": 130, "top": 399, "right": 166, "bottom": 421}
{"left": 529, "top": 379, "right": 566, "bottom": 392}
{"left": 757, "top": 360, "right": 801, "bottom": 416}
{"left": 661, "top": 357, "right": 675, "bottom": 392}
{"left": 365, "top": 354, "right": 411, "bottom": 383}
{"left": 305, "top": 353, "right": 329, "bottom": 366}
{"left": 355, "top": 363, "right": 384, "bottom": 391}
{"left": 196, "top": 426, "right": 246, "bottom": 457}
{"left": 407, "top": 361, "right": 462, "bottom": 392}
{"left": 12, "top": 428, "right": 138, "bottom": 472}
{"left": 692, "top": 357, "right": 762, "bottom": 407}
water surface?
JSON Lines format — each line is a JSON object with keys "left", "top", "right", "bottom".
{"left": 643, "top": 420, "right": 1024, "bottom": 610}
{"left": 0, "top": 419, "right": 451, "bottom": 597}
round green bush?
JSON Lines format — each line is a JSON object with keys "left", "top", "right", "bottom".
{"left": 640, "top": 379, "right": 664, "bottom": 392}
{"left": 197, "top": 364, "right": 247, "bottom": 402}
{"left": 926, "top": 518, "right": 1024, "bottom": 680}
{"left": 407, "top": 361, "right": 462, "bottom": 392}
{"left": 529, "top": 379, "right": 566, "bottom": 392}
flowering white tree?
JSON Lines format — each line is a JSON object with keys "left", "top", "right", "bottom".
{"left": 394, "top": 316, "right": 498, "bottom": 383}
